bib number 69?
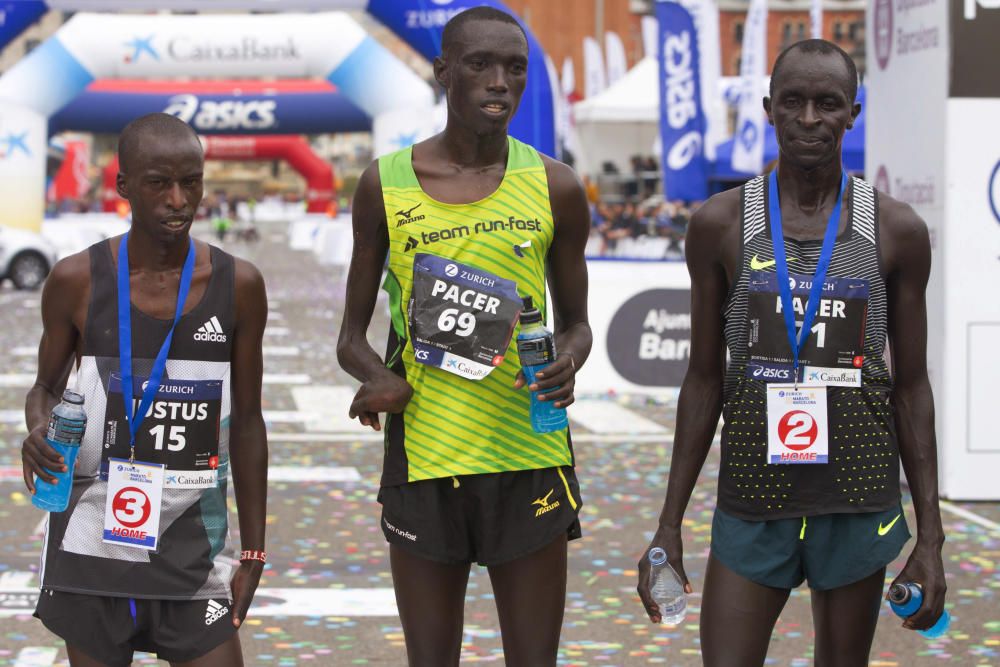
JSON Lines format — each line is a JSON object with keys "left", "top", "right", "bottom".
{"left": 437, "top": 308, "right": 476, "bottom": 337}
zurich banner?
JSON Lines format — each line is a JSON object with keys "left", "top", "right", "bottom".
{"left": 655, "top": 1, "right": 708, "bottom": 202}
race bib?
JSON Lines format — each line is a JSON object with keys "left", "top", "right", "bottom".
{"left": 103, "top": 458, "right": 165, "bottom": 550}
{"left": 408, "top": 254, "right": 522, "bottom": 380}
{"left": 102, "top": 374, "right": 222, "bottom": 488}
{"left": 766, "top": 385, "right": 829, "bottom": 464}
{"left": 747, "top": 271, "right": 868, "bottom": 386}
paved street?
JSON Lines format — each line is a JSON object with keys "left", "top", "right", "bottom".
{"left": 0, "top": 221, "right": 997, "bottom": 666}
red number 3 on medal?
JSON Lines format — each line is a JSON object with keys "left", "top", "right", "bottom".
{"left": 778, "top": 410, "right": 818, "bottom": 450}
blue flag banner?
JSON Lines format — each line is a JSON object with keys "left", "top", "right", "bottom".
{"left": 0, "top": 1, "right": 47, "bottom": 53}
{"left": 655, "top": 1, "right": 708, "bottom": 202}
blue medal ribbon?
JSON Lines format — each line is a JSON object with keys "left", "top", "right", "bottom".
{"left": 117, "top": 232, "right": 196, "bottom": 453}
{"left": 767, "top": 170, "right": 847, "bottom": 384}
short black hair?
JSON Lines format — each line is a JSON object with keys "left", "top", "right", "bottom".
{"left": 769, "top": 39, "right": 858, "bottom": 103}
{"left": 441, "top": 6, "right": 527, "bottom": 58}
{"left": 118, "top": 112, "right": 201, "bottom": 172}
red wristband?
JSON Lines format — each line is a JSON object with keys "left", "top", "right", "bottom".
{"left": 240, "top": 549, "right": 267, "bottom": 563}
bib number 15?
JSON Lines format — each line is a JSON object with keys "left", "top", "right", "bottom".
{"left": 437, "top": 308, "right": 476, "bottom": 337}
{"left": 149, "top": 424, "right": 186, "bottom": 451}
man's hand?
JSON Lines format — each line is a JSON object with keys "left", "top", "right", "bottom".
{"left": 637, "top": 525, "right": 693, "bottom": 624}
{"left": 890, "top": 541, "right": 947, "bottom": 631}
{"left": 21, "top": 425, "right": 65, "bottom": 493}
{"left": 514, "top": 352, "right": 578, "bottom": 408}
{"left": 348, "top": 373, "right": 413, "bottom": 431}
{"left": 230, "top": 560, "right": 265, "bottom": 628}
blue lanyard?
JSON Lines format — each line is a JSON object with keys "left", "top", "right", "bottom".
{"left": 117, "top": 232, "right": 196, "bottom": 453}
{"left": 767, "top": 170, "right": 847, "bottom": 381}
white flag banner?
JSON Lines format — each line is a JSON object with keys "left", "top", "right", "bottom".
{"left": 641, "top": 15, "right": 659, "bottom": 59}
{"left": 561, "top": 56, "right": 575, "bottom": 97}
{"left": 811, "top": 0, "right": 823, "bottom": 39}
{"left": 678, "top": 0, "right": 724, "bottom": 161}
{"left": 604, "top": 31, "right": 628, "bottom": 86}
{"left": 583, "top": 36, "right": 607, "bottom": 99}
{"left": 731, "top": 0, "right": 768, "bottom": 174}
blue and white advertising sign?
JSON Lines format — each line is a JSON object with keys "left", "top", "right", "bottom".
{"left": 0, "top": 1, "right": 47, "bottom": 52}
{"left": 655, "top": 1, "right": 708, "bottom": 202}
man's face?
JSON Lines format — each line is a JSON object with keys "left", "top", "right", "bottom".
{"left": 764, "top": 51, "right": 860, "bottom": 171}
{"left": 435, "top": 20, "right": 528, "bottom": 135}
{"left": 117, "top": 133, "right": 204, "bottom": 242}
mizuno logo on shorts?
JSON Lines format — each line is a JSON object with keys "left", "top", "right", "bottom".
{"left": 205, "top": 599, "right": 229, "bottom": 625}
{"left": 878, "top": 514, "right": 901, "bottom": 536}
{"left": 532, "top": 489, "right": 560, "bottom": 517}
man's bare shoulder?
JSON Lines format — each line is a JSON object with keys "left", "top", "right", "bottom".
{"left": 232, "top": 256, "right": 265, "bottom": 296}
{"left": 539, "top": 154, "right": 585, "bottom": 199}
{"left": 688, "top": 187, "right": 742, "bottom": 237}
{"left": 46, "top": 248, "right": 91, "bottom": 296}
{"left": 876, "top": 190, "right": 929, "bottom": 245}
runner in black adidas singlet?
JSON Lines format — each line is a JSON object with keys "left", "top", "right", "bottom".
{"left": 337, "top": 8, "right": 592, "bottom": 666}
{"left": 21, "top": 114, "right": 269, "bottom": 666}
{"left": 636, "top": 41, "right": 946, "bottom": 665}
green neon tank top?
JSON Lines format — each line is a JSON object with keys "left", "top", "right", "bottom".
{"left": 377, "top": 137, "right": 573, "bottom": 485}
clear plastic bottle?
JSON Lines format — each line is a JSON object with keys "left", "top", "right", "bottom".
{"left": 516, "top": 296, "right": 569, "bottom": 433}
{"left": 31, "top": 390, "right": 87, "bottom": 512}
{"left": 888, "top": 582, "right": 950, "bottom": 639}
{"left": 648, "top": 547, "right": 686, "bottom": 625}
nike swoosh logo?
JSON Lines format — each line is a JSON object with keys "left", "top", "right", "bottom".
{"left": 878, "top": 514, "right": 901, "bottom": 536}
{"left": 750, "top": 255, "right": 797, "bottom": 271}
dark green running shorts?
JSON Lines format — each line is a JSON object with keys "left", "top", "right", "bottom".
{"left": 710, "top": 504, "right": 911, "bottom": 591}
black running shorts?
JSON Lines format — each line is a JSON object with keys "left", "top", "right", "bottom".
{"left": 378, "top": 465, "right": 583, "bottom": 566}
{"left": 35, "top": 589, "right": 237, "bottom": 666}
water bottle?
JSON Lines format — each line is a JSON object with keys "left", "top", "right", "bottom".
{"left": 516, "top": 296, "right": 568, "bottom": 433}
{"left": 31, "top": 390, "right": 87, "bottom": 512}
{"left": 888, "top": 582, "right": 950, "bottom": 639}
{"left": 648, "top": 547, "right": 686, "bottom": 625}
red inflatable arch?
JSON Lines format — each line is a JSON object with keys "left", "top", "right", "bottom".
{"left": 103, "top": 135, "right": 335, "bottom": 214}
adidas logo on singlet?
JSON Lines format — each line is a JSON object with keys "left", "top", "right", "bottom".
{"left": 194, "top": 316, "right": 227, "bottom": 343}
{"left": 204, "top": 599, "right": 229, "bottom": 625}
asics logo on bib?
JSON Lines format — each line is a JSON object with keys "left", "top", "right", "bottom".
{"left": 532, "top": 489, "right": 561, "bottom": 517}
{"left": 205, "top": 599, "right": 229, "bottom": 625}
{"left": 194, "top": 316, "right": 227, "bottom": 342}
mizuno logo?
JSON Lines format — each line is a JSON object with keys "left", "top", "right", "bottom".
{"left": 750, "top": 255, "right": 797, "bottom": 271}
{"left": 395, "top": 203, "right": 426, "bottom": 227}
{"left": 194, "top": 316, "right": 227, "bottom": 342}
{"left": 878, "top": 514, "right": 901, "bottom": 536}
{"left": 403, "top": 236, "right": 420, "bottom": 252}
{"left": 532, "top": 489, "right": 561, "bottom": 517}
{"left": 204, "top": 599, "right": 229, "bottom": 625}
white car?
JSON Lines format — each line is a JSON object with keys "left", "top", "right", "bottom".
{"left": 0, "top": 226, "right": 60, "bottom": 290}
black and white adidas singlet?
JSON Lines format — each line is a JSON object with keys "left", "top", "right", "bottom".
{"left": 40, "top": 240, "right": 235, "bottom": 599}
{"left": 718, "top": 176, "right": 900, "bottom": 520}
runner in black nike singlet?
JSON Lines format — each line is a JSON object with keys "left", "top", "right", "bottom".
{"left": 636, "top": 41, "right": 946, "bottom": 666}
{"left": 22, "top": 113, "right": 269, "bottom": 666}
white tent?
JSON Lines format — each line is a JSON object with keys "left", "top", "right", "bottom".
{"left": 572, "top": 57, "right": 659, "bottom": 176}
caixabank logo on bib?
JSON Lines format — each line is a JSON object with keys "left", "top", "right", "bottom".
{"left": 607, "top": 289, "right": 691, "bottom": 386}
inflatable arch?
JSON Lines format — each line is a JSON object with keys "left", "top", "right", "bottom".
{"left": 102, "top": 136, "right": 336, "bottom": 214}
{"left": 0, "top": 3, "right": 557, "bottom": 232}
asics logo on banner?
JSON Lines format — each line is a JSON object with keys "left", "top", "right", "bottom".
{"left": 404, "top": 236, "right": 420, "bottom": 252}
{"left": 532, "top": 489, "right": 561, "bottom": 517}
{"left": 662, "top": 29, "right": 702, "bottom": 170}
{"left": 395, "top": 203, "right": 425, "bottom": 227}
{"left": 164, "top": 95, "right": 277, "bottom": 131}
{"left": 965, "top": 0, "right": 1000, "bottom": 20}
{"left": 205, "top": 599, "right": 229, "bottom": 625}
{"left": 989, "top": 160, "right": 1000, "bottom": 225}
{"left": 195, "top": 316, "right": 227, "bottom": 342}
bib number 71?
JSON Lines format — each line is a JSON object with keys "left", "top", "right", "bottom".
{"left": 437, "top": 308, "right": 476, "bottom": 337}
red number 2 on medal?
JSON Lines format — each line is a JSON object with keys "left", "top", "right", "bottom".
{"left": 778, "top": 410, "right": 818, "bottom": 450}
